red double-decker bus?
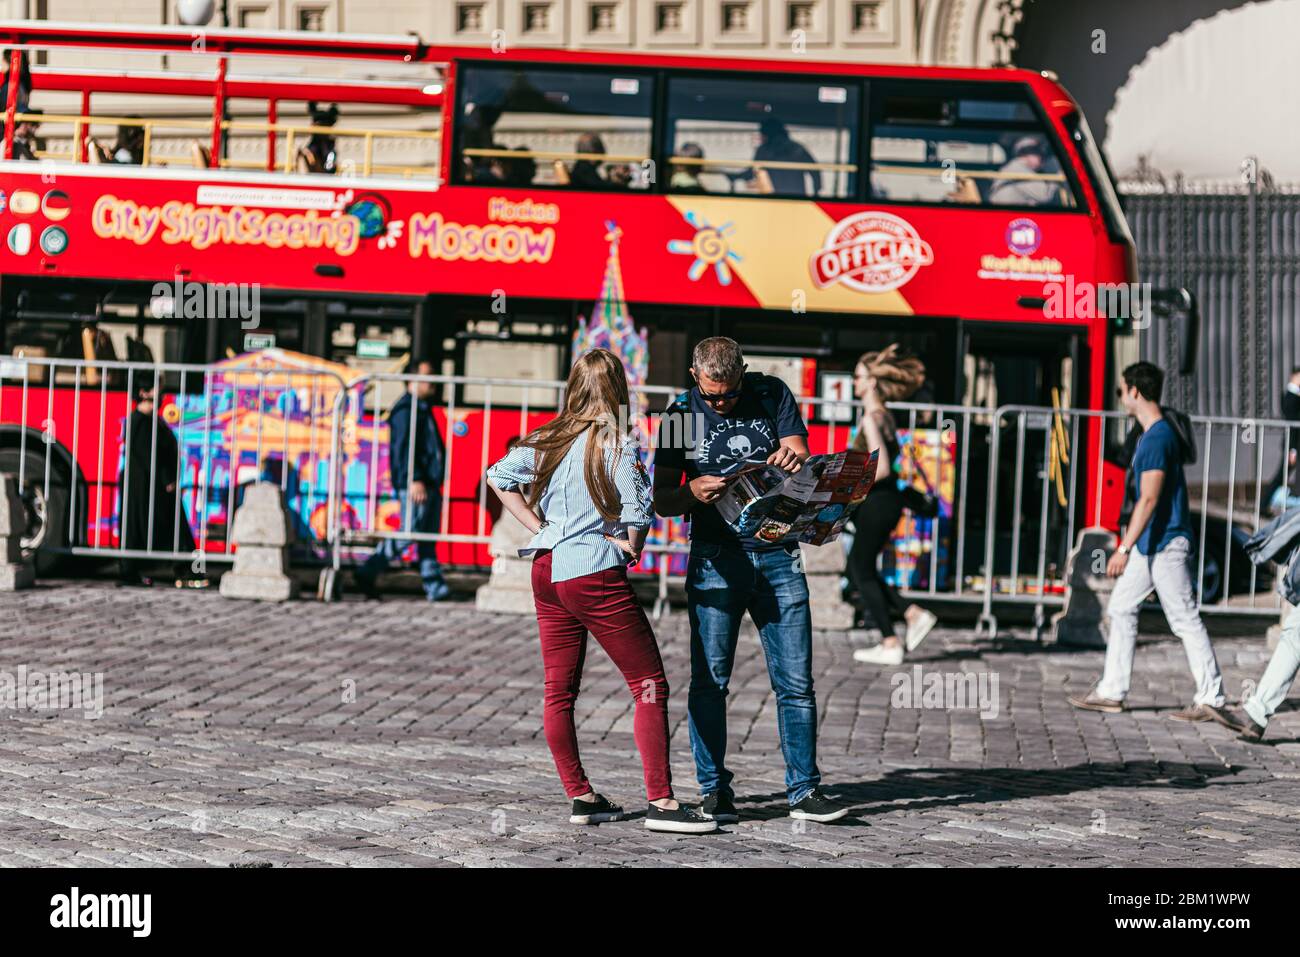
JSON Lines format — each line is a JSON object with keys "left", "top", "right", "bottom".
{"left": 0, "top": 20, "right": 1151, "bottom": 592}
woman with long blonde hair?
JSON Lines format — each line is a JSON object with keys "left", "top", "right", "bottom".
{"left": 486, "top": 349, "right": 715, "bottom": 834}
{"left": 847, "top": 344, "right": 939, "bottom": 666}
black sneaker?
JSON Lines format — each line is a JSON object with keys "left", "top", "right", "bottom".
{"left": 790, "top": 788, "right": 849, "bottom": 823}
{"left": 644, "top": 803, "right": 718, "bottom": 834}
{"left": 568, "top": 793, "right": 624, "bottom": 825}
{"left": 701, "top": 792, "right": 739, "bottom": 823}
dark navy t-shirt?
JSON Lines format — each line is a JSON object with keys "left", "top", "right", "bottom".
{"left": 1129, "top": 417, "right": 1193, "bottom": 555}
{"left": 655, "top": 373, "right": 807, "bottom": 550}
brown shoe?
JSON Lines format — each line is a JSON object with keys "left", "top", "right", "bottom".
{"left": 1168, "top": 703, "right": 1217, "bottom": 722}
{"left": 1212, "top": 706, "right": 1266, "bottom": 741}
{"left": 1067, "top": 690, "right": 1125, "bottom": 714}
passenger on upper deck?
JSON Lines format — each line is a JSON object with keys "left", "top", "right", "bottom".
{"left": 297, "top": 102, "right": 339, "bottom": 175}
{"left": 732, "top": 120, "right": 821, "bottom": 196}
{"left": 0, "top": 50, "right": 32, "bottom": 114}
{"left": 11, "top": 108, "right": 40, "bottom": 161}
{"left": 91, "top": 122, "right": 145, "bottom": 165}
{"left": 557, "top": 133, "right": 628, "bottom": 190}
{"left": 501, "top": 145, "right": 537, "bottom": 187}
{"left": 469, "top": 143, "right": 536, "bottom": 187}
{"left": 460, "top": 102, "right": 503, "bottom": 184}
{"left": 986, "top": 136, "right": 1061, "bottom": 207}
{"left": 668, "top": 142, "right": 707, "bottom": 194}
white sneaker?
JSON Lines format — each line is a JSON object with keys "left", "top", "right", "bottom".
{"left": 853, "top": 643, "right": 904, "bottom": 666}
{"left": 904, "top": 609, "right": 938, "bottom": 652}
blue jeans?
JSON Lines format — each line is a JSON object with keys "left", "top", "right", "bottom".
{"left": 686, "top": 540, "right": 820, "bottom": 805}
{"left": 359, "top": 489, "right": 445, "bottom": 597}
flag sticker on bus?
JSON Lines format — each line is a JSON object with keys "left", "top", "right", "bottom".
{"left": 818, "top": 86, "right": 848, "bottom": 104}
{"left": 809, "top": 212, "right": 934, "bottom": 293}
{"left": 39, "top": 226, "right": 69, "bottom": 256}
{"left": 9, "top": 190, "right": 38, "bottom": 216}
{"left": 610, "top": 78, "right": 640, "bottom": 95}
{"left": 7, "top": 223, "right": 31, "bottom": 255}
{"left": 41, "top": 190, "right": 72, "bottom": 222}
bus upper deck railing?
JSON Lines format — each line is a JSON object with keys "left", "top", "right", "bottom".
{"left": 14, "top": 110, "right": 441, "bottom": 179}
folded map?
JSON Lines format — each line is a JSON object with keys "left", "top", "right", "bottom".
{"left": 714, "top": 448, "right": 880, "bottom": 546}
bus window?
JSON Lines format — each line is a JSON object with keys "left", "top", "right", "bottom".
{"left": 1064, "top": 110, "right": 1133, "bottom": 245}
{"left": 869, "top": 89, "right": 1078, "bottom": 209}
{"left": 664, "top": 75, "right": 860, "bottom": 199}
{"left": 455, "top": 65, "right": 655, "bottom": 190}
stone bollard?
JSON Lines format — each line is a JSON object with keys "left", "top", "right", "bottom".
{"left": 1051, "top": 527, "right": 1115, "bottom": 648}
{"left": 799, "top": 541, "right": 855, "bottom": 630}
{"left": 219, "top": 482, "right": 299, "bottom": 602}
{"left": 475, "top": 509, "right": 539, "bottom": 614}
{"left": 0, "top": 473, "right": 34, "bottom": 591}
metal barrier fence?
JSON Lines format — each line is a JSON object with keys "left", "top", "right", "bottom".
{"left": 0, "top": 356, "right": 347, "bottom": 575}
{"left": 321, "top": 378, "right": 999, "bottom": 617}
{"left": 3, "top": 357, "right": 1295, "bottom": 635}
{"left": 975, "top": 404, "right": 1298, "bottom": 638}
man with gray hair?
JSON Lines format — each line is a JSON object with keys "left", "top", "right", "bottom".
{"left": 653, "top": 336, "right": 848, "bottom": 823}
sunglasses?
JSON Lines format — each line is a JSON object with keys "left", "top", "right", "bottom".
{"left": 693, "top": 368, "right": 745, "bottom": 402}
{"left": 698, "top": 385, "right": 743, "bottom": 402}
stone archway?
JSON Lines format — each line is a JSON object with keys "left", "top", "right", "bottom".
{"left": 916, "top": 0, "right": 1026, "bottom": 67}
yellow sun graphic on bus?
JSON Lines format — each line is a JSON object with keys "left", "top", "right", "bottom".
{"left": 667, "top": 212, "right": 741, "bottom": 285}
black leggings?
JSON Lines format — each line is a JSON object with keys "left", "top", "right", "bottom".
{"left": 846, "top": 490, "right": 909, "bottom": 631}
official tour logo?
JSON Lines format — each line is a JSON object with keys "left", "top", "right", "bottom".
{"left": 809, "top": 211, "right": 934, "bottom": 293}
{"left": 1005, "top": 217, "right": 1041, "bottom": 255}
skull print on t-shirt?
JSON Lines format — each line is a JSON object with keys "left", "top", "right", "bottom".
{"left": 655, "top": 373, "right": 808, "bottom": 551}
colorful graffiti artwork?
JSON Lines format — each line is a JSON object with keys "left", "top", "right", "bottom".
{"left": 124, "top": 349, "right": 380, "bottom": 554}
{"left": 881, "top": 426, "right": 956, "bottom": 591}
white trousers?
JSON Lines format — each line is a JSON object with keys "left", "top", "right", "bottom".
{"left": 1244, "top": 602, "right": 1300, "bottom": 729}
{"left": 1095, "top": 537, "right": 1225, "bottom": 707}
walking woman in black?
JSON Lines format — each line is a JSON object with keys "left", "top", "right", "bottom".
{"left": 846, "top": 345, "right": 938, "bottom": 666}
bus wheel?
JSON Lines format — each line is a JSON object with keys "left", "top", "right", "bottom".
{"left": 0, "top": 448, "right": 70, "bottom": 575}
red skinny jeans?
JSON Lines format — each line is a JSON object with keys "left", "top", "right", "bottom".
{"left": 532, "top": 550, "right": 673, "bottom": 802}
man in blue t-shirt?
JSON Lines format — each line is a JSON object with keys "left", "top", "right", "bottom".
{"left": 1069, "top": 361, "right": 1230, "bottom": 724}
{"left": 654, "top": 337, "right": 847, "bottom": 824}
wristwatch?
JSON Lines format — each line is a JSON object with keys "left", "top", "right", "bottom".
{"left": 1117, "top": 543, "right": 1131, "bottom": 556}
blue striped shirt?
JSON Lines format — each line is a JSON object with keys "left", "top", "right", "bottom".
{"left": 486, "top": 432, "right": 653, "bottom": 583}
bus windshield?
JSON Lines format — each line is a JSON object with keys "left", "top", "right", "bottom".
{"left": 1064, "top": 109, "right": 1133, "bottom": 245}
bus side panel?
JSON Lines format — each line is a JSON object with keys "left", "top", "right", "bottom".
{"left": 0, "top": 384, "right": 130, "bottom": 547}
{"left": 435, "top": 406, "right": 556, "bottom": 567}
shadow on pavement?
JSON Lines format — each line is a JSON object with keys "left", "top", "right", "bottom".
{"left": 735, "top": 760, "right": 1245, "bottom": 822}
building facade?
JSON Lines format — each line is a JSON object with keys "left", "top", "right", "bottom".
{"left": 2, "top": 0, "right": 1027, "bottom": 66}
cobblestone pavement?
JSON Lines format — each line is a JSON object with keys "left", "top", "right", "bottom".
{"left": 1, "top": 582, "right": 1298, "bottom": 867}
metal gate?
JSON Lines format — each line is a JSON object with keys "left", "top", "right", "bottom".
{"left": 1124, "top": 167, "right": 1300, "bottom": 422}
